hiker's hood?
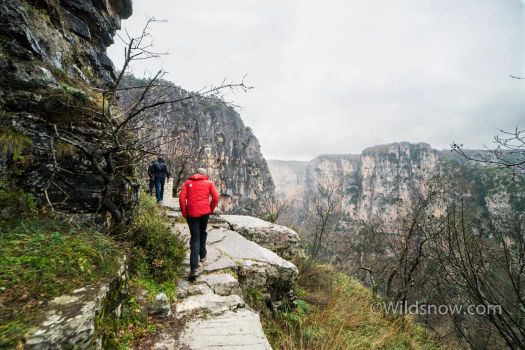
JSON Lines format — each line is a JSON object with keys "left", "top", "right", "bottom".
{"left": 189, "top": 174, "right": 208, "bottom": 181}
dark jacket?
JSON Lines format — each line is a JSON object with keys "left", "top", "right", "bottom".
{"left": 147, "top": 161, "right": 156, "bottom": 179}
{"left": 151, "top": 159, "right": 171, "bottom": 180}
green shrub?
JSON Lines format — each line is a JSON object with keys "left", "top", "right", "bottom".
{"left": 97, "top": 295, "right": 150, "bottom": 349}
{"left": 0, "top": 181, "right": 37, "bottom": 225}
{"left": 128, "top": 195, "right": 186, "bottom": 282}
{"left": 261, "top": 212, "right": 277, "bottom": 223}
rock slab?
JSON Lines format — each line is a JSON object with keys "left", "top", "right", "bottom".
{"left": 180, "top": 309, "right": 271, "bottom": 350}
{"left": 220, "top": 214, "right": 301, "bottom": 259}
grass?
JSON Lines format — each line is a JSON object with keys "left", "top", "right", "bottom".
{"left": 0, "top": 188, "right": 186, "bottom": 348}
{"left": 0, "top": 216, "right": 121, "bottom": 348}
{"left": 0, "top": 126, "right": 32, "bottom": 158}
{"left": 262, "top": 259, "right": 444, "bottom": 350}
{"left": 97, "top": 292, "right": 155, "bottom": 350}
{"left": 133, "top": 277, "right": 177, "bottom": 302}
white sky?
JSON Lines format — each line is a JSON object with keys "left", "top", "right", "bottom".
{"left": 108, "top": 0, "right": 525, "bottom": 160}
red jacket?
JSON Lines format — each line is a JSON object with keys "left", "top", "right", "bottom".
{"left": 179, "top": 174, "right": 220, "bottom": 218}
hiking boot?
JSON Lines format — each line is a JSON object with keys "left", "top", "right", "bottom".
{"left": 188, "top": 268, "right": 198, "bottom": 282}
{"left": 200, "top": 255, "right": 207, "bottom": 263}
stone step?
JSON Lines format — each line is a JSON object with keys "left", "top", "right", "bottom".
{"left": 197, "top": 273, "right": 240, "bottom": 296}
{"left": 175, "top": 293, "right": 245, "bottom": 318}
{"left": 179, "top": 309, "right": 271, "bottom": 350}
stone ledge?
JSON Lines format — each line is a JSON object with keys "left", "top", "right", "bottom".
{"left": 220, "top": 215, "right": 302, "bottom": 260}
{"left": 24, "top": 259, "right": 127, "bottom": 350}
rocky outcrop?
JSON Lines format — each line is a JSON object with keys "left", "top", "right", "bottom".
{"left": 177, "top": 227, "right": 298, "bottom": 307}
{"left": 24, "top": 259, "right": 128, "bottom": 349}
{"left": 119, "top": 77, "right": 275, "bottom": 216}
{"left": 0, "top": 0, "right": 134, "bottom": 216}
{"left": 221, "top": 214, "right": 302, "bottom": 260}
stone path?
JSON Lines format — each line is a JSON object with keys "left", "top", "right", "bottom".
{"left": 156, "top": 199, "right": 298, "bottom": 350}
{"left": 162, "top": 180, "right": 179, "bottom": 210}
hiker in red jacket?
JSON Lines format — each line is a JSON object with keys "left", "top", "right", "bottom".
{"left": 179, "top": 168, "right": 220, "bottom": 280}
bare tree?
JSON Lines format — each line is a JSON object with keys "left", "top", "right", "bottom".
{"left": 452, "top": 127, "right": 525, "bottom": 176}
{"left": 428, "top": 202, "right": 525, "bottom": 349}
{"left": 48, "top": 19, "right": 250, "bottom": 224}
{"left": 345, "top": 181, "right": 445, "bottom": 302}
{"left": 262, "top": 195, "right": 296, "bottom": 223}
{"left": 306, "top": 179, "right": 343, "bottom": 258}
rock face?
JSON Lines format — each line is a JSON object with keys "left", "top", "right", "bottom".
{"left": 0, "top": 0, "right": 134, "bottom": 215}
{"left": 119, "top": 77, "right": 275, "bottom": 216}
{"left": 306, "top": 143, "right": 440, "bottom": 224}
{"left": 270, "top": 142, "right": 524, "bottom": 225}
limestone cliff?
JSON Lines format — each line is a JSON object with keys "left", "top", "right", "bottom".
{"left": 270, "top": 142, "right": 524, "bottom": 225}
{"left": 0, "top": 0, "right": 133, "bottom": 217}
{"left": 120, "top": 77, "right": 275, "bottom": 216}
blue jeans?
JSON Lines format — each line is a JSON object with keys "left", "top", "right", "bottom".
{"left": 154, "top": 177, "right": 165, "bottom": 203}
{"left": 187, "top": 215, "right": 209, "bottom": 270}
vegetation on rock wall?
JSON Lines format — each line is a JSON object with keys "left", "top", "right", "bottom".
{"left": 0, "top": 125, "right": 32, "bottom": 158}
{"left": 0, "top": 176, "right": 186, "bottom": 348}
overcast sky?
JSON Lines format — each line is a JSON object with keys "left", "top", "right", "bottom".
{"left": 108, "top": 0, "right": 525, "bottom": 160}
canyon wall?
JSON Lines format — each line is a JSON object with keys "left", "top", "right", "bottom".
{"left": 269, "top": 142, "right": 524, "bottom": 226}
{"left": 120, "top": 78, "right": 275, "bottom": 216}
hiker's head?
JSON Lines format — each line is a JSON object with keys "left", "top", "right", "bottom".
{"left": 157, "top": 157, "right": 164, "bottom": 163}
{"left": 196, "top": 168, "right": 207, "bottom": 176}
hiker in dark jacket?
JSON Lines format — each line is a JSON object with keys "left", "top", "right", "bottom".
{"left": 147, "top": 160, "right": 156, "bottom": 196}
{"left": 179, "top": 168, "right": 219, "bottom": 280}
{"left": 152, "top": 157, "right": 171, "bottom": 204}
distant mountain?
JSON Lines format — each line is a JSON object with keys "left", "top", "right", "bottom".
{"left": 270, "top": 142, "right": 524, "bottom": 225}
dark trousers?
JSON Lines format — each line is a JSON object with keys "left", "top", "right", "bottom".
{"left": 187, "top": 215, "right": 209, "bottom": 270}
{"left": 148, "top": 178, "right": 155, "bottom": 196}
{"left": 154, "top": 177, "right": 165, "bottom": 203}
